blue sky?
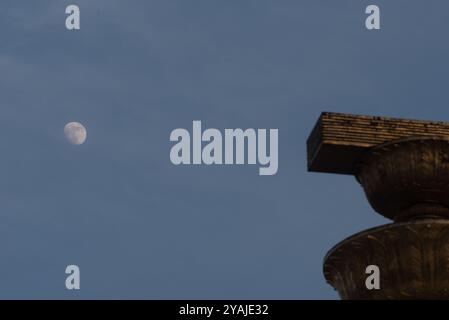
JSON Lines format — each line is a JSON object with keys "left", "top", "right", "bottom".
{"left": 0, "top": 0, "right": 448, "bottom": 299}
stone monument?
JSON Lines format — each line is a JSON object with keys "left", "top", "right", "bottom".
{"left": 307, "top": 112, "right": 449, "bottom": 299}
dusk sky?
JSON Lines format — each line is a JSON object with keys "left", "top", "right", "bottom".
{"left": 0, "top": 0, "right": 449, "bottom": 299}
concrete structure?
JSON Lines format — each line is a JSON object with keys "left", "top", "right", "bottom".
{"left": 308, "top": 112, "right": 449, "bottom": 299}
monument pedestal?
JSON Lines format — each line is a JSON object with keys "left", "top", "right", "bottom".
{"left": 325, "top": 220, "right": 449, "bottom": 299}
{"left": 308, "top": 113, "right": 449, "bottom": 299}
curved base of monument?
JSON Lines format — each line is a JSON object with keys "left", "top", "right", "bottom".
{"left": 324, "top": 219, "right": 449, "bottom": 300}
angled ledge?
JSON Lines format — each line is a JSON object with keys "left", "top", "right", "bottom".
{"left": 307, "top": 112, "right": 449, "bottom": 175}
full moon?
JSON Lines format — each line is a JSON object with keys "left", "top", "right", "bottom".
{"left": 64, "top": 122, "right": 87, "bottom": 145}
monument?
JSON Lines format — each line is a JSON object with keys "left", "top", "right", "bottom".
{"left": 307, "top": 112, "right": 449, "bottom": 299}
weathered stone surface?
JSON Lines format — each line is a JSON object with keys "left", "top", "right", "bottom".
{"left": 307, "top": 112, "right": 449, "bottom": 174}
{"left": 324, "top": 220, "right": 449, "bottom": 300}
{"left": 308, "top": 112, "right": 449, "bottom": 300}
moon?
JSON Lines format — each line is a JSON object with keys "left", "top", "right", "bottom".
{"left": 64, "top": 122, "right": 87, "bottom": 145}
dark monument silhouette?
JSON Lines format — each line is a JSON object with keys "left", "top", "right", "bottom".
{"left": 308, "top": 112, "right": 449, "bottom": 299}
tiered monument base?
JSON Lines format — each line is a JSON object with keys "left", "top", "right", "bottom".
{"left": 308, "top": 113, "right": 449, "bottom": 299}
